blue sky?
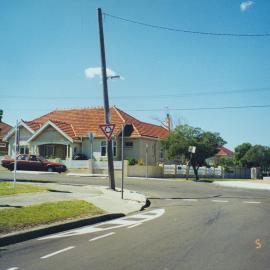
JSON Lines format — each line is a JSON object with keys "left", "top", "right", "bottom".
{"left": 1, "top": 0, "right": 270, "bottom": 150}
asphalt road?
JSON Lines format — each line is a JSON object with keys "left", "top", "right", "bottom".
{"left": 1, "top": 172, "right": 270, "bottom": 270}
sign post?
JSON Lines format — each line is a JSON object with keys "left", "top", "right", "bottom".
{"left": 186, "top": 146, "right": 196, "bottom": 180}
{"left": 145, "top": 144, "right": 149, "bottom": 178}
{"left": 0, "top": 110, "right": 3, "bottom": 123}
{"left": 13, "top": 120, "right": 19, "bottom": 188}
{"left": 88, "top": 132, "right": 94, "bottom": 160}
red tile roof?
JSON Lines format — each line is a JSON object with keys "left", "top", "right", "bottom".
{"left": 216, "top": 146, "right": 233, "bottom": 157}
{"left": 25, "top": 107, "right": 169, "bottom": 140}
{"left": 0, "top": 122, "right": 12, "bottom": 140}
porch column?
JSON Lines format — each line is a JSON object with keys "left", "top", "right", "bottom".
{"left": 69, "top": 145, "right": 73, "bottom": 160}
{"left": 66, "top": 145, "right": 69, "bottom": 160}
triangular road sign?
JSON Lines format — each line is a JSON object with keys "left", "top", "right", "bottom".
{"left": 99, "top": 124, "right": 115, "bottom": 140}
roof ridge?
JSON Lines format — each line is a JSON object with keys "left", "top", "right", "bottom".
{"left": 54, "top": 106, "right": 104, "bottom": 112}
{"left": 70, "top": 124, "right": 77, "bottom": 137}
{"left": 112, "top": 106, "right": 126, "bottom": 124}
{"left": 48, "top": 119, "right": 71, "bottom": 125}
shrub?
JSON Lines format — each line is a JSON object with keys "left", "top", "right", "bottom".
{"left": 128, "top": 158, "right": 138, "bottom": 166}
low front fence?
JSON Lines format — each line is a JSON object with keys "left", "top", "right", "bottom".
{"left": 60, "top": 160, "right": 91, "bottom": 169}
{"left": 163, "top": 164, "right": 251, "bottom": 179}
{"left": 127, "top": 165, "right": 163, "bottom": 178}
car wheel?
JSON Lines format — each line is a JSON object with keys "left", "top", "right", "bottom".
{"left": 47, "top": 167, "right": 54, "bottom": 172}
{"left": 8, "top": 164, "right": 14, "bottom": 171}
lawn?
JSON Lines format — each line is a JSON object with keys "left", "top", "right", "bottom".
{"left": 0, "top": 182, "right": 48, "bottom": 196}
{"left": 0, "top": 200, "right": 105, "bottom": 234}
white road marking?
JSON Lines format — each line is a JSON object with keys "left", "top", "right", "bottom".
{"left": 243, "top": 201, "right": 261, "bottom": 204}
{"left": 39, "top": 208, "right": 165, "bottom": 240}
{"left": 211, "top": 200, "right": 229, "bottom": 203}
{"left": 89, "top": 232, "right": 115, "bottom": 242}
{"left": 6, "top": 268, "right": 19, "bottom": 270}
{"left": 128, "top": 223, "right": 142, "bottom": 229}
{"left": 182, "top": 199, "right": 198, "bottom": 202}
{"left": 40, "top": 246, "right": 75, "bottom": 259}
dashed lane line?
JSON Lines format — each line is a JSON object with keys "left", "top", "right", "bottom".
{"left": 6, "top": 268, "right": 19, "bottom": 270}
{"left": 89, "top": 232, "right": 115, "bottom": 242}
{"left": 182, "top": 199, "right": 198, "bottom": 202}
{"left": 243, "top": 201, "right": 261, "bottom": 204}
{"left": 40, "top": 246, "right": 75, "bottom": 259}
{"left": 211, "top": 200, "right": 229, "bottom": 203}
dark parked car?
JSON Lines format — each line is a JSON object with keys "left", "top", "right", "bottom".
{"left": 1, "top": 154, "right": 67, "bottom": 173}
{"left": 73, "top": 153, "right": 88, "bottom": 160}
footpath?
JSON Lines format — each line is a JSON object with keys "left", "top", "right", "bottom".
{"left": 0, "top": 182, "right": 147, "bottom": 246}
{"left": 214, "top": 180, "right": 270, "bottom": 191}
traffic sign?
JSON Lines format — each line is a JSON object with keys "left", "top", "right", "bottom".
{"left": 99, "top": 124, "right": 115, "bottom": 140}
{"left": 88, "top": 132, "right": 94, "bottom": 142}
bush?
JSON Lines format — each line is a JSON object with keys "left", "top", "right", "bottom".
{"left": 138, "top": 159, "right": 144, "bottom": 166}
{"left": 128, "top": 158, "right": 138, "bottom": 166}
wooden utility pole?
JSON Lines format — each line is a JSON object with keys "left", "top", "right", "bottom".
{"left": 97, "top": 8, "right": 115, "bottom": 190}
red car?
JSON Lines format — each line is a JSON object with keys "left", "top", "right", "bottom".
{"left": 1, "top": 154, "right": 67, "bottom": 173}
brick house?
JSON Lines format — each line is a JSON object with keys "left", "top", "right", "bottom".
{"left": 4, "top": 107, "right": 169, "bottom": 165}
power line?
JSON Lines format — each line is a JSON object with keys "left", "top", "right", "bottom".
{"left": 129, "top": 104, "right": 270, "bottom": 112}
{"left": 103, "top": 12, "right": 270, "bottom": 37}
{"left": 1, "top": 87, "right": 270, "bottom": 100}
{"left": 4, "top": 104, "right": 270, "bottom": 112}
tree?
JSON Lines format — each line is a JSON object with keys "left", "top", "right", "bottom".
{"left": 162, "top": 124, "right": 226, "bottom": 180}
{"left": 217, "top": 157, "right": 234, "bottom": 173}
{"left": 233, "top": 143, "right": 252, "bottom": 167}
{"left": 241, "top": 145, "right": 270, "bottom": 168}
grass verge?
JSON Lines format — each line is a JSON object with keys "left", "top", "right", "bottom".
{"left": 0, "top": 200, "right": 105, "bottom": 234}
{"left": 0, "top": 182, "right": 48, "bottom": 196}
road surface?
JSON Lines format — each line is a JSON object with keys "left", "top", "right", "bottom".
{"left": 1, "top": 172, "right": 270, "bottom": 270}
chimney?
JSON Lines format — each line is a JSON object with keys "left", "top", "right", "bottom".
{"left": 165, "top": 113, "right": 171, "bottom": 132}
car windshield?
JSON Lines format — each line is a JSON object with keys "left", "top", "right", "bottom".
{"left": 37, "top": 156, "right": 46, "bottom": 161}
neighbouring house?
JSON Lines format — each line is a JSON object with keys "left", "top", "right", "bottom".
{"left": 0, "top": 122, "right": 12, "bottom": 156}
{"left": 3, "top": 106, "right": 169, "bottom": 165}
{"left": 207, "top": 146, "right": 234, "bottom": 166}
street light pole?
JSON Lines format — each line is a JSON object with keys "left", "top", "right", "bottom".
{"left": 121, "top": 124, "right": 125, "bottom": 199}
{"left": 97, "top": 8, "right": 115, "bottom": 190}
{"left": 13, "top": 120, "right": 19, "bottom": 188}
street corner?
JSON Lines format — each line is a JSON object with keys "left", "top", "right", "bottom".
{"left": 94, "top": 185, "right": 147, "bottom": 211}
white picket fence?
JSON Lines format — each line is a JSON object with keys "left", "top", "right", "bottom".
{"left": 164, "top": 164, "right": 222, "bottom": 178}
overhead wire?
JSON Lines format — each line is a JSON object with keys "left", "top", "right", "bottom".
{"left": 103, "top": 12, "right": 270, "bottom": 37}
{"left": 1, "top": 87, "right": 270, "bottom": 100}
{"left": 129, "top": 104, "right": 270, "bottom": 112}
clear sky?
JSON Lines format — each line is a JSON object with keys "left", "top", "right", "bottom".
{"left": 1, "top": 0, "right": 270, "bottom": 150}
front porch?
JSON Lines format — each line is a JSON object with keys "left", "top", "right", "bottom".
{"left": 38, "top": 144, "right": 70, "bottom": 160}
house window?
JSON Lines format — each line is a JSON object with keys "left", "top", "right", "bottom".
{"left": 19, "top": 146, "right": 29, "bottom": 155}
{"left": 101, "top": 141, "right": 106, "bottom": 157}
{"left": 160, "top": 147, "right": 165, "bottom": 160}
{"left": 45, "top": 145, "right": 55, "bottom": 158}
{"left": 124, "top": 141, "right": 133, "bottom": 148}
{"left": 100, "top": 141, "right": 117, "bottom": 157}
